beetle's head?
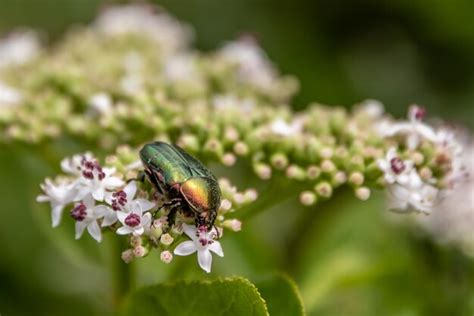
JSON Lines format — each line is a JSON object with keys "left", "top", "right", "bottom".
{"left": 196, "top": 210, "right": 217, "bottom": 236}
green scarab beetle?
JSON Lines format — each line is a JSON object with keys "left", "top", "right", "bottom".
{"left": 139, "top": 141, "right": 221, "bottom": 233}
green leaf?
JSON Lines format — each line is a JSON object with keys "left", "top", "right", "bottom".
{"left": 256, "top": 273, "right": 306, "bottom": 316}
{"left": 122, "top": 277, "right": 268, "bottom": 316}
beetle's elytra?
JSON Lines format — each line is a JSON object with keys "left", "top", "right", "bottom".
{"left": 139, "top": 141, "right": 221, "bottom": 232}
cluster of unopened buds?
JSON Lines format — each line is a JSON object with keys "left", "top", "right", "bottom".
{"left": 37, "top": 152, "right": 250, "bottom": 273}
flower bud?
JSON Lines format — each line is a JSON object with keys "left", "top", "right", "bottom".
{"left": 233, "top": 141, "right": 249, "bottom": 156}
{"left": 222, "top": 153, "right": 237, "bottom": 166}
{"left": 411, "top": 152, "right": 424, "bottom": 165}
{"left": 349, "top": 172, "right": 365, "bottom": 186}
{"left": 321, "top": 159, "right": 336, "bottom": 174}
{"left": 219, "top": 199, "right": 233, "bottom": 212}
{"left": 307, "top": 165, "right": 321, "bottom": 180}
{"left": 160, "top": 250, "right": 173, "bottom": 264}
{"left": 254, "top": 163, "right": 272, "bottom": 180}
{"left": 133, "top": 245, "right": 148, "bottom": 258}
{"left": 270, "top": 152, "right": 289, "bottom": 170}
{"left": 315, "top": 182, "right": 333, "bottom": 199}
{"left": 286, "top": 165, "right": 306, "bottom": 180}
{"left": 320, "top": 147, "right": 333, "bottom": 159}
{"left": 224, "top": 126, "right": 239, "bottom": 142}
{"left": 177, "top": 134, "right": 200, "bottom": 152}
{"left": 349, "top": 155, "right": 365, "bottom": 171}
{"left": 203, "top": 138, "right": 223, "bottom": 158}
{"left": 419, "top": 167, "right": 433, "bottom": 181}
{"left": 233, "top": 193, "right": 245, "bottom": 204}
{"left": 223, "top": 219, "right": 242, "bottom": 232}
{"left": 130, "top": 235, "right": 142, "bottom": 248}
{"left": 332, "top": 171, "right": 347, "bottom": 187}
{"left": 244, "top": 189, "right": 258, "bottom": 202}
{"left": 355, "top": 187, "right": 371, "bottom": 201}
{"left": 160, "top": 233, "right": 174, "bottom": 246}
{"left": 299, "top": 191, "right": 317, "bottom": 206}
{"left": 121, "top": 249, "right": 134, "bottom": 264}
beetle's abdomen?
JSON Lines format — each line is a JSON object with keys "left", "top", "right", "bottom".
{"left": 181, "top": 177, "right": 221, "bottom": 213}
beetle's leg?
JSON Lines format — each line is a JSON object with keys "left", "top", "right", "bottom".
{"left": 161, "top": 198, "right": 181, "bottom": 208}
{"left": 166, "top": 203, "right": 181, "bottom": 231}
{"left": 213, "top": 225, "right": 221, "bottom": 239}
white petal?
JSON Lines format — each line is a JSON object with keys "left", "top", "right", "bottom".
{"left": 197, "top": 250, "right": 212, "bottom": 273}
{"left": 133, "top": 227, "right": 144, "bottom": 236}
{"left": 385, "top": 174, "right": 396, "bottom": 184}
{"left": 101, "top": 212, "right": 118, "bottom": 227}
{"left": 174, "top": 240, "right": 197, "bottom": 256}
{"left": 182, "top": 224, "right": 197, "bottom": 240}
{"left": 74, "top": 186, "right": 90, "bottom": 202}
{"left": 82, "top": 194, "right": 95, "bottom": 208}
{"left": 208, "top": 241, "right": 224, "bottom": 257}
{"left": 51, "top": 204, "right": 64, "bottom": 228}
{"left": 123, "top": 181, "right": 137, "bottom": 199}
{"left": 136, "top": 199, "right": 155, "bottom": 212}
{"left": 141, "top": 212, "right": 152, "bottom": 227}
{"left": 36, "top": 195, "right": 50, "bottom": 203}
{"left": 104, "top": 177, "right": 125, "bottom": 188}
{"left": 75, "top": 221, "right": 87, "bottom": 239}
{"left": 117, "top": 226, "right": 134, "bottom": 235}
{"left": 104, "top": 191, "right": 114, "bottom": 205}
{"left": 92, "top": 186, "right": 105, "bottom": 201}
{"left": 117, "top": 211, "right": 128, "bottom": 223}
{"left": 386, "top": 147, "right": 397, "bottom": 160}
{"left": 87, "top": 221, "right": 102, "bottom": 242}
{"left": 377, "top": 160, "right": 389, "bottom": 171}
{"left": 94, "top": 205, "right": 111, "bottom": 217}
{"left": 407, "top": 134, "right": 420, "bottom": 150}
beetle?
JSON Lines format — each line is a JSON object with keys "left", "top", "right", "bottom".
{"left": 139, "top": 141, "right": 221, "bottom": 234}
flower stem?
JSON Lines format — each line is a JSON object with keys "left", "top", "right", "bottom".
{"left": 111, "top": 236, "right": 134, "bottom": 310}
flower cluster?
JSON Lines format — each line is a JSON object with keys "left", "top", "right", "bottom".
{"left": 377, "top": 105, "right": 471, "bottom": 215}
{"left": 0, "top": 4, "right": 470, "bottom": 260}
{"left": 37, "top": 151, "right": 251, "bottom": 272}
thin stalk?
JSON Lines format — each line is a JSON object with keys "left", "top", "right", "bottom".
{"left": 111, "top": 237, "right": 135, "bottom": 310}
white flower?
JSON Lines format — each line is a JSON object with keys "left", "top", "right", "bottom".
{"left": 0, "top": 81, "right": 22, "bottom": 107}
{"left": 356, "top": 99, "right": 385, "bottom": 119}
{"left": 219, "top": 37, "right": 276, "bottom": 90}
{"left": 162, "top": 54, "right": 199, "bottom": 82}
{"left": 70, "top": 194, "right": 108, "bottom": 242}
{"left": 212, "top": 94, "right": 255, "bottom": 113}
{"left": 60, "top": 152, "right": 94, "bottom": 176}
{"left": 174, "top": 224, "right": 224, "bottom": 273}
{"left": 415, "top": 145, "right": 474, "bottom": 256}
{"left": 387, "top": 182, "right": 439, "bottom": 214}
{"left": 101, "top": 181, "right": 155, "bottom": 227}
{"left": 37, "top": 178, "right": 77, "bottom": 228}
{"left": 88, "top": 92, "right": 113, "bottom": 115}
{"left": 116, "top": 202, "right": 152, "bottom": 236}
{"left": 0, "top": 30, "right": 40, "bottom": 69}
{"left": 379, "top": 105, "right": 437, "bottom": 149}
{"left": 377, "top": 147, "right": 416, "bottom": 185}
{"left": 270, "top": 118, "right": 303, "bottom": 137}
{"left": 94, "top": 4, "right": 192, "bottom": 54}
{"left": 73, "top": 156, "right": 124, "bottom": 201}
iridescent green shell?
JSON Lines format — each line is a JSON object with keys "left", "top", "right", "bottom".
{"left": 139, "top": 142, "right": 221, "bottom": 214}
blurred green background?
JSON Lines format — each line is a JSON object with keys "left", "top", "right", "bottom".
{"left": 0, "top": 0, "right": 473, "bottom": 315}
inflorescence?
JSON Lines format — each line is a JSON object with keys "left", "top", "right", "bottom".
{"left": 0, "top": 4, "right": 471, "bottom": 264}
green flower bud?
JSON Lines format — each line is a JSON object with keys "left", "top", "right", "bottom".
{"left": 270, "top": 152, "right": 289, "bottom": 170}
{"left": 314, "top": 181, "right": 333, "bottom": 199}
{"left": 300, "top": 191, "right": 317, "bottom": 206}
{"left": 286, "top": 165, "right": 306, "bottom": 180}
